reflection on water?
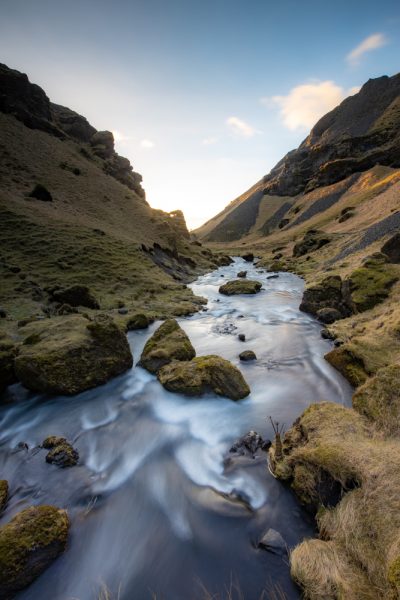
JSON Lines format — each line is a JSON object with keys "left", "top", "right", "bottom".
{"left": 0, "top": 258, "right": 352, "bottom": 599}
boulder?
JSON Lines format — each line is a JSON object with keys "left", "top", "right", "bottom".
{"left": 325, "top": 346, "right": 368, "bottom": 387}
{"left": 0, "top": 336, "right": 18, "bottom": 393}
{"left": 0, "top": 481, "right": 8, "bottom": 514}
{"left": 237, "top": 271, "right": 247, "bottom": 278}
{"left": 219, "top": 280, "right": 262, "bottom": 296}
{"left": 239, "top": 350, "right": 257, "bottom": 361}
{"left": 316, "top": 307, "right": 343, "bottom": 324}
{"left": 15, "top": 314, "right": 133, "bottom": 395}
{"left": 299, "top": 275, "right": 349, "bottom": 318}
{"left": 230, "top": 430, "right": 270, "bottom": 455}
{"left": 125, "top": 313, "right": 150, "bottom": 331}
{"left": 238, "top": 334, "right": 246, "bottom": 342}
{"left": 42, "top": 436, "right": 79, "bottom": 468}
{"left": 90, "top": 130, "right": 114, "bottom": 158}
{"left": 28, "top": 184, "right": 53, "bottom": 202}
{"left": 258, "top": 528, "right": 287, "bottom": 555}
{"left": 139, "top": 319, "right": 195, "bottom": 374}
{"left": 0, "top": 505, "right": 69, "bottom": 598}
{"left": 293, "top": 230, "right": 331, "bottom": 258}
{"left": 242, "top": 253, "right": 254, "bottom": 262}
{"left": 381, "top": 233, "right": 400, "bottom": 263}
{"left": 157, "top": 355, "right": 250, "bottom": 400}
{"left": 50, "top": 284, "right": 99, "bottom": 309}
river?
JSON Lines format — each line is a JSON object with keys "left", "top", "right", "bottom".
{"left": 0, "top": 258, "right": 353, "bottom": 599}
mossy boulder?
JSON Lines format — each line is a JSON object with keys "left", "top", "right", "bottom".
{"left": 157, "top": 355, "right": 250, "bottom": 400}
{"left": 0, "top": 481, "right": 8, "bottom": 515}
{"left": 0, "top": 505, "right": 69, "bottom": 598}
{"left": 42, "top": 436, "right": 79, "bottom": 467}
{"left": 219, "top": 279, "right": 262, "bottom": 296}
{"left": 237, "top": 271, "right": 247, "bottom": 278}
{"left": 239, "top": 350, "right": 257, "bottom": 361}
{"left": 346, "top": 255, "right": 398, "bottom": 312}
{"left": 15, "top": 314, "right": 133, "bottom": 395}
{"left": 293, "top": 230, "right": 331, "bottom": 257}
{"left": 352, "top": 364, "right": 400, "bottom": 434}
{"left": 50, "top": 284, "right": 99, "bottom": 309}
{"left": 325, "top": 345, "right": 369, "bottom": 388}
{"left": 299, "top": 275, "right": 350, "bottom": 319}
{"left": 316, "top": 307, "right": 343, "bottom": 324}
{"left": 0, "top": 336, "right": 18, "bottom": 393}
{"left": 125, "top": 313, "right": 150, "bottom": 331}
{"left": 139, "top": 319, "right": 195, "bottom": 374}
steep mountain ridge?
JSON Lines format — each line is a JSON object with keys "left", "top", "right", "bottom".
{"left": 195, "top": 72, "right": 400, "bottom": 243}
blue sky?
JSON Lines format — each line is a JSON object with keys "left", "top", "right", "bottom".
{"left": 1, "top": 0, "right": 399, "bottom": 228}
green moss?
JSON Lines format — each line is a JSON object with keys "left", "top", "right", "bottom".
{"left": 125, "top": 313, "right": 150, "bottom": 331}
{"left": 388, "top": 556, "right": 400, "bottom": 592}
{"left": 352, "top": 365, "right": 400, "bottom": 434}
{"left": 219, "top": 279, "right": 262, "bottom": 295}
{"left": 0, "top": 481, "right": 8, "bottom": 514}
{"left": 0, "top": 505, "right": 69, "bottom": 597}
{"left": 347, "top": 260, "right": 398, "bottom": 312}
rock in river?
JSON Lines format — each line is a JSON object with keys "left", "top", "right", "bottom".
{"left": 139, "top": 319, "right": 195, "bottom": 374}
{"left": 219, "top": 280, "right": 262, "bottom": 296}
{"left": 158, "top": 355, "right": 250, "bottom": 400}
{"left": 230, "top": 430, "right": 270, "bottom": 455}
{"left": 239, "top": 350, "right": 257, "bottom": 361}
{"left": 42, "top": 436, "right": 79, "bottom": 468}
{"left": 258, "top": 528, "right": 287, "bottom": 555}
{"left": 15, "top": 314, "right": 133, "bottom": 395}
{"left": 0, "top": 505, "right": 69, "bottom": 598}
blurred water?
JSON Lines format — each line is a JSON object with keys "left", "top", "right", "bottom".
{"left": 0, "top": 258, "right": 352, "bottom": 600}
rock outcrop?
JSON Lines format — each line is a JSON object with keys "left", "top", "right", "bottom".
{"left": 0, "top": 505, "right": 69, "bottom": 598}
{"left": 157, "top": 355, "right": 250, "bottom": 400}
{"left": 15, "top": 314, "right": 133, "bottom": 395}
{"left": 139, "top": 319, "right": 195, "bottom": 374}
{"left": 219, "top": 280, "right": 262, "bottom": 296}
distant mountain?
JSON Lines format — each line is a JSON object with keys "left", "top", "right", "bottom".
{"left": 195, "top": 73, "right": 400, "bottom": 243}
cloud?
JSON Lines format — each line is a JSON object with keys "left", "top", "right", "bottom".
{"left": 346, "top": 33, "right": 388, "bottom": 66}
{"left": 202, "top": 136, "right": 219, "bottom": 145}
{"left": 226, "top": 116, "right": 256, "bottom": 137}
{"left": 140, "top": 139, "right": 155, "bottom": 149}
{"left": 263, "top": 81, "right": 355, "bottom": 131}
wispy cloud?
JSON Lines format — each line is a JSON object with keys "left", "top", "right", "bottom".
{"left": 202, "top": 136, "right": 219, "bottom": 145}
{"left": 226, "top": 116, "right": 257, "bottom": 137}
{"left": 140, "top": 139, "right": 155, "bottom": 149}
{"left": 346, "top": 33, "right": 388, "bottom": 66}
{"left": 262, "top": 81, "right": 358, "bottom": 131}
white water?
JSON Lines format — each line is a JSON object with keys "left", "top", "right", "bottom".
{"left": 0, "top": 258, "right": 352, "bottom": 599}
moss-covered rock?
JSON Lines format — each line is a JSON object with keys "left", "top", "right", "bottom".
{"left": 346, "top": 255, "right": 398, "bottom": 312}
{"left": 299, "top": 275, "right": 350, "bottom": 319}
{"left": 293, "top": 230, "right": 331, "bottom": 257}
{"left": 381, "top": 232, "right": 400, "bottom": 264}
{"left": 42, "top": 436, "right": 79, "bottom": 467}
{"left": 237, "top": 270, "right": 247, "bottom": 278}
{"left": 157, "top": 355, "right": 250, "bottom": 400}
{"left": 0, "top": 481, "right": 8, "bottom": 515}
{"left": 219, "top": 279, "right": 262, "bottom": 296}
{"left": 125, "top": 313, "right": 150, "bottom": 331}
{"left": 15, "top": 314, "right": 133, "bottom": 395}
{"left": 0, "top": 336, "right": 18, "bottom": 394}
{"left": 352, "top": 364, "right": 400, "bottom": 434}
{"left": 0, "top": 505, "right": 69, "bottom": 598}
{"left": 325, "top": 345, "right": 369, "bottom": 387}
{"left": 49, "top": 284, "right": 99, "bottom": 309}
{"left": 139, "top": 319, "right": 195, "bottom": 374}
{"left": 239, "top": 350, "right": 257, "bottom": 361}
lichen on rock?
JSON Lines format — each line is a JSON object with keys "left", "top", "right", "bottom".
{"left": 157, "top": 355, "right": 250, "bottom": 400}
{"left": 139, "top": 319, "right": 195, "bottom": 374}
{"left": 0, "top": 505, "right": 69, "bottom": 598}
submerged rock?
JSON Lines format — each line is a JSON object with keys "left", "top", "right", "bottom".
{"left": 42, "top": 436, "right": 79, "bottom": 467}
{"left": 139, "top": 319, "right": 195, "bottom": 374}
{"left": 239, "top": 350, "right": 257, "bottom": 361}
{"left": 0, "top": 481, "right": 8, "bottom": 514}
{"left": 15, "top": 314, "right": 133, "bottom": 395}
{"left": 157, "top": 355, "right": 250, "bottom": 400}
{"left": 258, "top": 528, "right": 287, "bottom": 555}
{"left": 219, "top": 279, "right": 262, "bottom": 296}
{"left": 0, "top": 505, "right": 69, "bottom": 598}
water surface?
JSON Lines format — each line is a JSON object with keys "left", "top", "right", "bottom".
{"left": 0, "top": 258, "right": 352, "bottom": 599}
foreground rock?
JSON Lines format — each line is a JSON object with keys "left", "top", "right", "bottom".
{"left": 219, "top": 280, "right": 262, "bottom": 296}
{"left": 0, "top": 481, "right": 8, "bottom": 514}
{"left": 230, "top": 430, "right": 270, "bottom": 455}
{"left": 15, "top": 314, "right": 133, "bottom": 395}
{"left": 139, "top": 319, "right": 195, "bottom": 374}
{"left": 43, "top": 436, "right": 79, "bottom": 468}
{"left": 0, "top": 505, "right": 69, "bottom": 598}
{"left": 158, "top": 355, "right": 250, "bottom": 400}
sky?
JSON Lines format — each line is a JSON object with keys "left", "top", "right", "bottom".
{"left": 0, "top": 0, "right": 399, "bottom": 229}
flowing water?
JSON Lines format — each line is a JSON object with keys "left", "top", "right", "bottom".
{"left": 0, "top": 258, "right": 353, "bottom": 600}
